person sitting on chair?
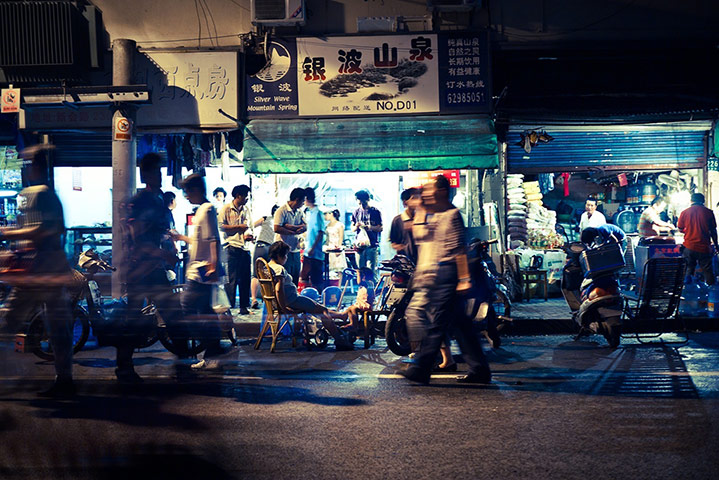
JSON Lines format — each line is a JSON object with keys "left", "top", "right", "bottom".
{"left": 267, "top": 241, "right": 354, "bottom": 351}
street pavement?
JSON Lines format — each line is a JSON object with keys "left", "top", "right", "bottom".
{"left": 1, "top": 332, "right": 719, "bottom": 479}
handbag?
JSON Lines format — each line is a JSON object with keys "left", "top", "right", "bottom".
{"left": 212, "top": 284, "right": 231, "bottom": 314}
{"left": 354, "top": 228, "right": 371, "bottom": 249}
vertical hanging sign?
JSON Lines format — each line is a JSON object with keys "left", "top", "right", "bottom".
{"left": 1, "top": 87, "right": 20, "bottom": 113}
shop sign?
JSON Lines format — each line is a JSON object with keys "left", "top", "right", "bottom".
{"left": 407, "top": 170, "right": 461, "bottom": 188}
{"left": 1, "top": 88, "right": 20, "bottom": 113}
{"left": 113, "top": 116, "right": 132, "bottom": 141}
{"left": 246, "top": 38, "right": 299, "bottom": 118}
{"left": 135, "top": 50, "right": 238, "bottom": 128}
{"left": 246, "top": 33, "right": 490, "bottom": 118}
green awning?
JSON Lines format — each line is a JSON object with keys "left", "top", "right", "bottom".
{"left": 242, "top": 115, "right": 498, "bottom": 173}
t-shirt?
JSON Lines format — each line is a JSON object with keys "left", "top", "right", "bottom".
{"left": 352, "top": 205, "right": 382, "bottom": 247}
{"left": 678, "top": 204, "right": 717, "bottom": 253}
{"left": 220, "top": 202, "right": 252, "bottom": 250}
{"left": 596, "top": 224, "right": 626, "bottom": 243}
{"left": 414, "top": 207, "right": 465, "bottom": 286}
{"left": 304, "top": 205, "right": 325, "bottom": 261}
{"left": 579, "top": 210, "right": 606, "bottom": 231}
{"left": 269, "top": 261, "right": 299, "bottom": 304}
{"left": 638, "top": 206, "right": 663, "bottom": 237}
{"left": 389, "top": 210, "right": 417, "bottom": 262}
{"left": 186, "top": 202, "right": 223, "bottom": 284}
{"left": 256, "top": 215, "right": 275, "bottom": 245}
{"left": 16, "top": 184, "right": 69, "bottom": 273}
{"left": 274, "top": 202, "right": 304, "bottom": 252}
{"left": 128, "top": 188, "right": 170, "bottom": 255}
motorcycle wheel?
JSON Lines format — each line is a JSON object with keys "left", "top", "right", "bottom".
{"left": 157, "top": 326, "right": 207, "bottom": 357}
{"left": 602, "top": 322, "right": 622, "bottom": 349}
{"left": 313, "top": 329, "right": 329, "bottom": 348}
{"left": 385, "top": 309, "right": 411, "bottom": 356}
{"left": 29, "top": 306, "right": 91, "bottom": 361}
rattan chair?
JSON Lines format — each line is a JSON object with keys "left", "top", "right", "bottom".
{"left": 254, "top": 258, "right": 301, "bottom": 352}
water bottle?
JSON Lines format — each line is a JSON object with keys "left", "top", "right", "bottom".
{"left": 696, "top": 274, "right": 709, "bottom": 316}
{"left": 708, "top": 282, "right": 719, "bottom": 318}
{"left": 680, "top": 277, "right": 700, "bottom": 317}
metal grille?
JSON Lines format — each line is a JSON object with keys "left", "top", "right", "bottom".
{"left": 0, "top": 1, "right": 77, "bottom": 67}
{"left": 253, "top": 0, "right": 286, "bottom": 20}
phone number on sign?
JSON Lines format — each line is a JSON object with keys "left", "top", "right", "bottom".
{"left": 446, "top": 91, "right": 485, "bottom": 104}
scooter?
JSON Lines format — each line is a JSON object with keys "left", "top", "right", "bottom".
{"left": 561, "top": 241, "right": 624, "bottom": 348}
{"left": 382, "top": 255, "right": 416, "bottom": 356}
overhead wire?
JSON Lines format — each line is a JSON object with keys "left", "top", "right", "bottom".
{"left": 197, "top": 0, "right": 216, "bottom": 46}
{"left": 193, "top": 0, "right": 203, "bottom": 47}
{"left": 201, "top": 0, "right": 221, "bottom": 47}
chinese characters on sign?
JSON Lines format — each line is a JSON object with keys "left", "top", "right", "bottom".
{"left": 245, "top": 33, "right": 491, "bottom": 118}
{"left": 438, "top": 33, "right": 491, "bottom": 113}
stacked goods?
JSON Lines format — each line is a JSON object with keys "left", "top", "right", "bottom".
{"left": 507, "top": 174, "right": 528, "bottom": 244}
{"left": 523, "top": 180, "right": 543, "bottom": 205}
{"left": 526, "top": 201, "right": 562, "bottom": 248}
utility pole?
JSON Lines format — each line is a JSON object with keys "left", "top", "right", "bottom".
{"left": 111, "top": 39, "right": 137, "bottom": 298}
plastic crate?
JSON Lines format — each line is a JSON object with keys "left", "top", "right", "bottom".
{"left": 580, "top": 243, "right": 625, "bottom": 277}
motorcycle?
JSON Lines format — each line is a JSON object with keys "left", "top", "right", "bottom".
{"left": 383, "top": 239, "right": 511, "bottom": 356}
{"left": 561, "top": 241, "right": 624, "bottom": 348}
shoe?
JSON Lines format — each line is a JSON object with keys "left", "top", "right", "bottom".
{"left": 432, "top": 363, "right": 458, "bottom": 373}
{"left": 37, "top": 378, "right": 76, "bottom": 398}
{"left": 399, "top": 367, "right": 430, "bottom": 385}
{"left": 251, "top": 300, "right": 260, "bottom": 309}
{"left": 456, "top": 368, "right": 491, "bottom": 384}
{"left": 115, "top": 367, "right": 144, "bottom": 384}
{"left": 191, "top": 358, "right": 221, "bottom": 370}
{"left": 239, "top": 307, "right": 251, "bottom": 315}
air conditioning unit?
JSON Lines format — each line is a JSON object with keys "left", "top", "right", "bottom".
{"left": 427, "top": 0, "right": 482, "bottom": 11}
{"left": 251, "top": 0, "right": 305, "bottom": 26}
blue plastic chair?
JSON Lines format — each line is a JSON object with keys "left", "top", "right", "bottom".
{"left": 322, "top": 286, "right": 343, "bottom": 309}
{"left": 300, "top": 287, "right": 320, "bottom": 302}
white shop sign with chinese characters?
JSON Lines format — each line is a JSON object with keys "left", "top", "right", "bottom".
{"left": 137, "top": 51, "right": 238, "bottom": 128}
{"left": 296, "top": 35, "right": 439, "bottom": 117}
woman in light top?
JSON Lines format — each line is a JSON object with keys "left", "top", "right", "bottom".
{"left": 324, "top": 209, "right": 347, "bottom": 276}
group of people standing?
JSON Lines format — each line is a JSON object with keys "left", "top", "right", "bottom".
{"left": 578, "top": 192, "right": 719, "bottom": 285}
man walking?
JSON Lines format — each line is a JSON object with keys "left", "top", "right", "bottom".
{"left": 0, "top": 145, "right": 75, "bottom": 397}
{"left": 220, "top": 185, "right": 253, "bottom": 314}
{"left": 351, "top": 190, "right": 383, "bottom": 278}
{"left": 389, "top": 187, "right": 420, "bottom": 263}
{"left": 678, "top": 193, "right": 718, "bottom": 285}
{"left": 300, "top": 187, "right": 325, "bottom": 291}
{"left": 274, "top": 188, "right": 307, "bottom": 284}
{"left": 401, "top": 175, "right": 491, "bottom": 385}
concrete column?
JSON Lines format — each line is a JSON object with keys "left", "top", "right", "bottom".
{"left": 111, "top": 39, "right": 137, "bottom": 298}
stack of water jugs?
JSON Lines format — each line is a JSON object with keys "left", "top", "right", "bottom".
{"left": 682, "top": 271, "right": 719, "bottom": 318}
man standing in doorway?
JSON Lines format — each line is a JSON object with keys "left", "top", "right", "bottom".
{"left": 678, "top": 193, "right": 718, "bottom": 285}
{"left": 300, "top": 187, "right": 325, "bottom": 291}
{"left": 220, "top": 185, "right": 253, "bottom": 314}
{"left": 638, "top": 197, "right": 674, "bottom": 237}
{"left": 352, "top": 190, "right": 383, "bottom": 278}
{"left": 274, "top": 188, "right": 307, "bottom": 284}
{"left": 389, "top": 187, "right": 420, "bottom": 263}
{"left": 578, "top": 196, "right": 606, "bottom": 232}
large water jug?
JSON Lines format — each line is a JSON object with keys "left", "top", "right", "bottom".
{"left": 696, "top": 275, "right": 709, "bottom": 316}
{"left": 680, "top": 277, "right": 701, "bottom": 317}
{"left": 708, "top": 282, "right": 719, "bottom": 318}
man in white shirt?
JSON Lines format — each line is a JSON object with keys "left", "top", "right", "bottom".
{"left": 273, "top": 188, "right": 307, "bottom": 284}
{"left": 220, "top": 185, "right": 253, "bottom": 315}
{"left": 578, "top": 197, "right": 606, "bottom": 232}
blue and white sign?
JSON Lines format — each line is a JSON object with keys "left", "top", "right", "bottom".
{"left": 245, "top": 38, "right": 299, "bottom": 117}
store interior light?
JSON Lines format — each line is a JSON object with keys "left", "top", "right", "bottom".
{"left": 0, "top": 189, "right": 17, "bottom": 198}
{"left": 670, "top": 190, "right": 691, "bottom": 208}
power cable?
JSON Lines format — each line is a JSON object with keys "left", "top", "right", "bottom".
{"left": 201, "top": 0, "right": 221, "bottom": 47}
{"left": 193, "top": 0, "right": 203, "bottom": 47}
{"left": 197, "top": 0, "right": 216, "bottom": 47}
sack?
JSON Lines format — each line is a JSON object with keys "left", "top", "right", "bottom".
{"left": 211, "top": 284, "right": 231, "bottom": 314}
{"left": 354, "top": 228, "right": 371, "bottom": 248}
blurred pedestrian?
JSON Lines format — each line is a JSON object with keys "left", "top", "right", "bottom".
{"left": 212, "top": 187, "right": 227, "bottom": 209}
{"left": 678, "top": 193, "right": 718, "bottom": 285}
{"left": 0, "top": 145, "right": 75, "bottom": 397}
{"left": 351, "top": 190, "right": 383, "bottom": 279}
{"left": 273, "top": 188, "right": 307, "bottom": 284}
{"left": 389, "top": 187, "right": 420, "bottom": 263}
{"left": 176, "top": 174, "right": 232, "bottom": 369}
{"left": 401, "top": 175, "right": 491, "bottom": 385}
{"left": 119, "top": 153, "right": 183, "bottom": 383}
{"left": 251, "top": 205, "right": 279, "bottom": 309}
{"left": 161, "top": 191, "right": 179, "bottom": 283}
{"left": 220, "top": 185, "right": 253, "bottom": 314}
{"left": 300, "top": 187, "right": 325, "bottom": 291}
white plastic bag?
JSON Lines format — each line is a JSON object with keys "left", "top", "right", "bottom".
{"left": 354, "top": 228, "right": 371, "bottom": 248}
{"left": 212, "top": 284, "right": 231, "bottom": 314}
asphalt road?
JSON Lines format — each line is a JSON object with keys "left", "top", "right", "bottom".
{"left": 1, "top": 333, "right": 718, "bottom": 480}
